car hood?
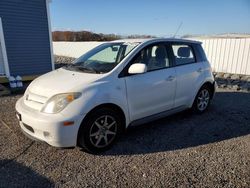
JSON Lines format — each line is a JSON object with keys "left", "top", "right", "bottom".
{"left": 27, "top": 68, "right": 103, "bottom": 97}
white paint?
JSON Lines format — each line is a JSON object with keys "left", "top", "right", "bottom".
{"left": 125, "top": 66, "right": 177, "bottom": 121}
{"left": 16, "top": 38, "right": 215, "bottom": 148}
{"left": 128, "top": 63, "right": 147, "bottom": 74}
{"left": 46, "top": 0, "right": 54, "bottom": 70}
{"left": 0, "top": 17, "right": 10, "bottom": 77}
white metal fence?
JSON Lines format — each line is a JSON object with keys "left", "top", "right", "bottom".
{"left": 53, "top": 38, "right": 250, "bottom": 75}
{"left": 194, "top": 38, "right": 250, "bottom": 75}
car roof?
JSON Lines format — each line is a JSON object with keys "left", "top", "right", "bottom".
{"left": 113, "top": 38, "right": 202, "bottom": 44}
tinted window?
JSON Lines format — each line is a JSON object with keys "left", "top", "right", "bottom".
{"left": 131, "top": 44, "right": 170, "bottom": 71}
{"left": 172, "top": 44, "right": 196, "bottom": 65}
{"left": 195, "top": 44, "right": 208, "bottom": 61}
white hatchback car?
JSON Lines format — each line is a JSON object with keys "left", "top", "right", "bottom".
{"left": 16, "top": 38, "right": 216, "bottom": 153}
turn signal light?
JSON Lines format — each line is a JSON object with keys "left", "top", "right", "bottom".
{"left": 63, "top": 121, "right": 74, "bottom": 126}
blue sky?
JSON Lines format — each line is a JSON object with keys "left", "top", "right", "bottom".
{"left": 50, "top": 0, "right": 250, "bottom": 36}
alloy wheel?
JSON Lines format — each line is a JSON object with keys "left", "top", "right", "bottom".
{"left": 89, "top": 115, "right": 117, "bottom": 148}
{"left": 197, "top": 89, "right": 210, "bottom": 111}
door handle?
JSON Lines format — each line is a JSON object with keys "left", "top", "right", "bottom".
{"left": 166, "top": 75, "right": 175, "bottom": 81}
{"left": 197, "top": 68, "right": 203, "bottom": 73}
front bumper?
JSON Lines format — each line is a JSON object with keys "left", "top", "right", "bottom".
{"left": 15, "top": 97, "right": 84, "bottom": 147}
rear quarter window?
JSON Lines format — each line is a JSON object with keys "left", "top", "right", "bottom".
{"left": 171, "top": 44, "right": 196, "bottom": 66}
{"left": 194, "top": 44, "right": 208, "bottom": 62}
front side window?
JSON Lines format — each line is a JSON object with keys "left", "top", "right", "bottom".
{"left": 63, "top": 42, "right": 139, "bottom": 73}
{"left": 131, "top": 44, "right": 170, "bottom": 71}
{"left": 172, "top": 44, "right": 196, "bottom": 65}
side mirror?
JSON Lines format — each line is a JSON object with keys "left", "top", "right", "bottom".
{"left": 128, "top": 63, "right": 147, "bottom": 74}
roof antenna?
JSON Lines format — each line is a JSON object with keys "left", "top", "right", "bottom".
{"left": 173, "top": 22, "right": 183, "bottom": 38}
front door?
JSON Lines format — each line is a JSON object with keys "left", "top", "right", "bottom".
{"left": 124, "top": 43, "right": 176, "bottom": 121}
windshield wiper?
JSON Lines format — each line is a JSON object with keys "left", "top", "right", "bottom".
{"left": 63, "top": 64, "right": 76, "bottom": 70}
{"left": 77, "top": 66, "right": 101, "bottom": 73}
{"left": 63, "top": 64, "right": 101, "bottom": 74}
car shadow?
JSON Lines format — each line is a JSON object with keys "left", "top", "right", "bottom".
{"left": 0, "top": 160, "right": 54, "bottom": 187}
{"left": 103, "top": 91, "right": 250, "bottom": 156}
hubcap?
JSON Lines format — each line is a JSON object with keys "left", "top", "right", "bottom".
{"left": 89, "top": 115, "right": 117, "bottom": 148}
{"left": 197, "top": 89, "right": 210, "bottom": 111}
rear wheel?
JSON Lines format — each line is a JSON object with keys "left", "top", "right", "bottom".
{"left": 78, "top": 108, "right": 122, "bottom": 153}
{"left": 192, "top": 85, "right": 211, "bottom": 113}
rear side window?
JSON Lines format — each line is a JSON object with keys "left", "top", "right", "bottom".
{"left": 171, "top": 44, "right": 196, "bottom": 65}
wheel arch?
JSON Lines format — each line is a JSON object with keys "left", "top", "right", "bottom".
{"left": 190, "top": 80, "right": 215, "bottom": 108}
{"left": 201, "top": 81, "right": 215, "bottom": 99}
{"left": 77, "top": 103, "right": 127, "bottom": 140}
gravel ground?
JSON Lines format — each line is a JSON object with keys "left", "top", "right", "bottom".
{"left": 0, "top": 88, "right": 250, "bottom": 187}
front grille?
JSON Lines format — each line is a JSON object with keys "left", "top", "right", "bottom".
{"left": 23, "top": 123, "right": 34, "bottom": 133}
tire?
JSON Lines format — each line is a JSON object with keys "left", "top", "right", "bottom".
{"left": 77, "top": 107, "right": 122, "bottom": 154}
{"left": 192, "top": 85, "right": 211, "bottom": 114}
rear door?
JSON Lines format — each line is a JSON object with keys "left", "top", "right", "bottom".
{"left": 170, "top": 43, "right": 205, "bottom": 107}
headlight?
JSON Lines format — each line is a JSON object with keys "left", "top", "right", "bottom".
{"left": 41, "top": 93, "right": 81, "bottom": 114}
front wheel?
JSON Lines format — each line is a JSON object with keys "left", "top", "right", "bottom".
{"left": 192, "top": 85, "right": 211, "bottom": 113}
{"left": 77, "top": 108, "right": 122, "bottom": 154}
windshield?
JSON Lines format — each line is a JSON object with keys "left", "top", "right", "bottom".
{"left": 63, "top": 42, "right": 139, "bottom": 74}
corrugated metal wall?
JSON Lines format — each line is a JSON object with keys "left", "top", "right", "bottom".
{"left": 0, "top": 0, "right": 52, "bottom": 76}
{"left": 53, "top": 38, "right": 250, "bottom": 75}
{"left": 192, "top": 38, "right": 250, "bottom": 75}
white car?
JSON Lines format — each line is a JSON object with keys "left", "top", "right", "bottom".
{"left": 16, "top": 38, "right": 216, "bottom": 153}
